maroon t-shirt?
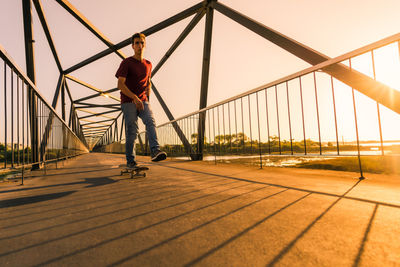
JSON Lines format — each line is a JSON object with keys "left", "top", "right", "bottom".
{"left": 115, "top": 57, "right": 152, "bottom": 103}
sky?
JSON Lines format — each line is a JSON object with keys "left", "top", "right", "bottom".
{"left": 1, "top": 0, "right": 400, "bottom": 144}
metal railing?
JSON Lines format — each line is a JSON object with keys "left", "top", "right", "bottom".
{"left": 0, "top": 44, "right": 89, "bottom": 177}
{"left": 94, "top": 33, "right": 400, "bottom": 177}
{"left": 136, "top": 34, "right": 399, "bottom": 173}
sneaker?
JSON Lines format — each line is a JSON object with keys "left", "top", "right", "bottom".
{"left": 127, "top": 161, "right": 137, "bottom": 169}
{"left": 151, "top": 150, "right": 167, "bottom": 162}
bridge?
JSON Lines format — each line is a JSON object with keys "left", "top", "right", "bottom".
{"left": 1, "top": 0, "right": 400, "bottom": 266}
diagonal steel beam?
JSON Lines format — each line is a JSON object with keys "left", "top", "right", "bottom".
{"left": 78, "top": 109, "right": 120, "bottom": 120}
{"left": 152, "top": 8, "right": 206, "bottom": 76}
{"left": 83, "top": 125, "right": 110, "bottom": 130}
{"left": 151, "top": 82, "right": 195, "bottom": 157}
{"left": 74, "top": 88, "right": 119, "bottom": 103}
{"left": 65, "top": 74, "right": 120, "bottom": 102}
{"left": 75, "top": 103, "right": 120, "bottom": 109}
{"left": 54, "top": 0, "right": 125, "bottom": 60}
{"left": 32, "top": 0, "right": 63, "bottom": 72}
{"left": 52, "top": 74, "right": 65, "bottom": 108}
{"left": 81, "top": 118, "right": 115, "bottom": 126}
{"left": 212, "top": 1, "right": 400, "bottom": 114}
{"left": 64, "top": 2, "right": 204, "bottom": 74}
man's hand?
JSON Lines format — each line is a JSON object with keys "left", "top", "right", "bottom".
{"left": 118, "top": 76, "right": 144, "bottom": 111}
{"left": 134, "top": 97, "right": 144, "bottom": 111}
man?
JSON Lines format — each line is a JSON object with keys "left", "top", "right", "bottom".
{"left": 116, "top": 32, "right": 167, "bottom": 168}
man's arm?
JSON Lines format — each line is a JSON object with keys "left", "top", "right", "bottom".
{"left": 117, "top": 77, "right": 144, "bottom": 111}
{"left": 145, "top": 77, "right": 151, "bottom": 99}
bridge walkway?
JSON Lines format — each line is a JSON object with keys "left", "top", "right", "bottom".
{"left": 0, "top": 153, "right": 399, "bottom": 266}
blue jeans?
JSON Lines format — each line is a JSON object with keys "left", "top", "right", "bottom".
{"left": 121, "top": 102, "right": 160, "bottom": 164}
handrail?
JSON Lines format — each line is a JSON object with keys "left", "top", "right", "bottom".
{"left": 157, "top": 32, "right": 400, "bottom": 127}
{"left": 0, "top": 43, "right": 86, "bottom": 143}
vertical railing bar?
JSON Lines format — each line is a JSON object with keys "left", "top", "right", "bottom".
{"left": 186, "top": 117, "right": 189, "bottom": 154}
{"left": 256, "top": 92, "right": 262, "bottom": 168}
{"left": 275, "top": 85, "right": 281, "bottom": 155}
{"left": 228, "top": 102, "right": 232, "bottom": 153}
{"left": 313, "top": 72, "right": 322, "bottom": 155}
{"left": 349, "top": 59, "right": 365, "bottom": 179}
{"left": 11, "top": 69, "right": 14, "bottom": 168}
{"left": 265, "top": 88, "right": 271, "bottom": 154}
{"left": 42, "top": 101, "right": 45, "bottom": 167}
{"left": 191, "top": 115, "right": 194, "bottom": 153}
{"left": 199, "top": 113, "right": 202, "bottom": 155}
{"left": 17, "top": 75, "right": 20, "bottom": 165}
{"left": 212, "top": 108, "right": 216, "bottom": 164}
{"left": 178, "top": 121, "right": 182, "bottom": 155}
{"left": 286, "top": 81, "right": 293, "bottom": 155}
{"left": 371, "top": 50, "right": 384, "bottom": 156}
{"left": 234, "top": 100, "right": 238, "bottom": 154}
{"left": 4, "top": 62, "right": 7, "bottom": 168}
{"left": 222, "top": 104, "right": 226, "bottom": 156}
{"left": 207, "top": 109, "right": 211, "bottom": 160}
{"left": 299, "top": 77, "right": 307, "bottom": 155}
{"left": 198, "top": 114, "right": 202, "bottom": 155}
{"left": 22, "top": 82, "right": 25, "bottom": 166}
{"left": 27, "top": 85, "right": 30, "bottom": 165}
{"left": 22, "top": 81, "right": 25, "bottom": 184}
{"left": 248, "top": 95, "right": 253, "bottom": 155}
{"left": 217, "top": 106, "right": 221, "bottom": 156}
{"left": 241, "top": 97, "right": 245, "bottom": 155}
{"left": 330, "top": 76, "right": 340, "bottom": 155}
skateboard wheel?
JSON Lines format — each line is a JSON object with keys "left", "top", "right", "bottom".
{"left": 143, "top": 173, "right": 146, "bottom": 178}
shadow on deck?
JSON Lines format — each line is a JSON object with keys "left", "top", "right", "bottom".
{"left": 0, "top": 153, "right": 399, "bottom": 266}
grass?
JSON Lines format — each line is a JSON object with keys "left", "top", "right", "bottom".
{"left": 205, "top": 155, "right": 400, "bottom": 175}
{"left": 295, "top": 156, "right": 400, "bottom": 175}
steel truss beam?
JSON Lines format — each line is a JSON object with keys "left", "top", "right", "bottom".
{"left": 64, "top": 2, "right": 204, "bottom": 74}
{"left": 151, "top": 83, "right": 195, "bottom": 157}
{"left": 197, "top": 1, "right": 215, "bottom": 160}
{"left": 152, "top": 9, "right": 206, "bottom": 76}
{"left": 82, "top": 119, "right": 115, "bottom": 126}
{"left": 22, "top": 0, "right": 39, "bottom": 167}
{"left": 149, "top": 9, "right": 207, "bottom": 159}
{"left": 78, "top": 109, "right": 120, "bottom": 120}
{"left": 55, "top": 0, "right": 125, "bottom": 60}
{"left": 75, "top": 103, "right": 120, "bottom": 109}
{"left": 74, "top": 88, "right": 119, "bottom": 103}
{"left": 212, "top": 1, "right": 400, "bottom": 115}
{"left": 33, "top": 0, "right": 63, "bottom": 72}
{"left": 65, "top": 74, "right": 120, "bottom": 102}
{"left": 93, "top": 6, "right": 207, "bottom": 152}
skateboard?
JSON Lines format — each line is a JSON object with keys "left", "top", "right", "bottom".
{"left": 120, "top": 165, "right": 149, "bottom": 179}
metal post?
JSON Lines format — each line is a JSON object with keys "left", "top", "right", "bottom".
{"left": 299, "top": 77, "right": 307, "bottom": 154}
{"left": 256, "top": 92, "right": 262, "bottom": 168}
{"left": 197, "top": 1, "right": 215, "bottom": 159}
{"left": 371, "top": 50, "right": 384, "bottom": 156}
{"left": 11, "top": 70, "right": 14, "bottom": 168}
{"left": 349, "top": 59, "right": 365, "bottom": 180}
{"left": 330, "top": 76, "right": 340, "bottom": 155}
{"left": 313, "top": 72, "right": 322, "bottom": 155}
{"left": 265, "top": 89, "right": 271, "bottom": 154}
{"left": 234, "top": 100, "right": 238, "bottom": 154}
{"left": 275, "top": 86, "right": 281, "bottom": 155}
{"left": 286, "top": 82, "right": 293, "bottom": 155}
{"left": 4, "top": 63, "right": 7, "bottom": 168}
{"left": 241, "top": 97, "right": 245, "bottom": 155}
{"left": 22, "top": 0, "right": 39, "bottom": 169}
{"left": 248, "top": 95, "right": 253, "bottom": 155}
